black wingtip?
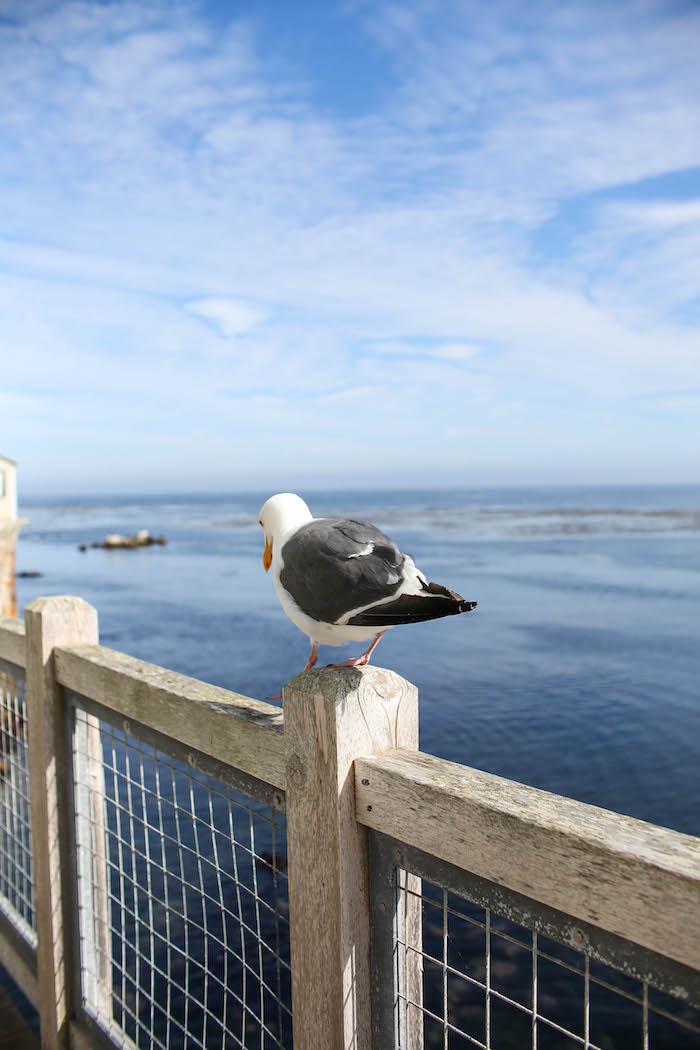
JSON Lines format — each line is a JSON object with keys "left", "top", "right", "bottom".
{"left": 460, "top": 600, "right": 478, "bottom": 612}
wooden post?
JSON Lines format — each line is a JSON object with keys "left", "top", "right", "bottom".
{"left": 396, "top": 867, "right": 424, "bottom": 1050}
{"left": 284, "top": 665, "right": 419, "bottom": 1050}
{"left": 25, "top": 596, "right": 99, "bottom": 1050}
{"left": 73, "top": 709, "right": 112, "bottom": 1028}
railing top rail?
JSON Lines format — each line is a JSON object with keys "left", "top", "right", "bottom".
{"left": 356, "top": 748, "right": 700, "bottom": 973}
{"left": 55, "top": 642, "right": 286, "bottom": 791}
{"left": 0, "top": 614, "right": 25, "bottom": 668}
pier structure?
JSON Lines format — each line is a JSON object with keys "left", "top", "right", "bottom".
{"left": 0, "top": 596, "right": 699, "bottom": 1048}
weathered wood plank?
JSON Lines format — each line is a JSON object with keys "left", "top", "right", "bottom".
{"left": 284, "top": 666, "right": 419, "bottom": 1050}
{"left": 73, "top": 711, "right": 111, "bottom": 1025}
{"left": 355, "top": 749, "right": 700, "bottom": 972}
{"left": 55, "top": 643, "right": 287, "bottom": 790}
{"left": 0, "top": 932, "right": 38, "bottom": 1008}
{"left": 26, "top": 596, "right": 99, "bottom": 1050}
{"left": 0, "top": 615, "right": 25, "bottom": 668}
{"left": 0, "top": 979, "right": 40, "bottom": 1050}
{"left": 68, "top": 1019, "right": 110, "bottom": 1050}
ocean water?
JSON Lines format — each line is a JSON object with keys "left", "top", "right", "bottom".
{"left": 10, "top": 485, "right": 700, "bottom": 1047}
{"left": 16, "top": 484, "right": 700, "bottom": 836}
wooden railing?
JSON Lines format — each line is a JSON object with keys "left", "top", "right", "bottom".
{"left": 356, "top": 748, "right": 700, "bottom": 972}
{"left": 1, "top": 596, "right": 699, "bottom": 1049}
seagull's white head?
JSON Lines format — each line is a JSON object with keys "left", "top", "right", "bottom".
{"left": 258, "top": 493, "right": 313, "bottom": 572}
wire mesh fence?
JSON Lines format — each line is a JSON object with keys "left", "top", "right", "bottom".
{"left": 370, "top": 833, "right": 700, "bottom": 1050}
{"left": 0, "top": 657, "right": 34, "bottom": 945}
{"left": 408, "top": 881, "right": 700, "bottom": 1050}
{"left": 69, "top": 693, "right": 292, "bottom": 1050}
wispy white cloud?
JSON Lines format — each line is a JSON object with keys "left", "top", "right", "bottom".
{"left": 360, "top": 341, "right": 423, "bottom": 357}
{"left": 315, "top": 385, "right": 385, "bottom": 404}
{"left": 186, "top": 298, "right": 267, "bottom": 338}
{"left": 621, "top": 200, "right": 700, "bottom": 227}
{"left": 432, "top": 343, "right": 482, "bottom": 362}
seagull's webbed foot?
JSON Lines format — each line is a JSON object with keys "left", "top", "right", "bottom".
{"left": 327, "top": 631, "right": 387, "bottom": 669}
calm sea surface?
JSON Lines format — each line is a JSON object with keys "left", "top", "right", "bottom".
{"left": 17, "top": 485, "right": 700, "bottom": 836}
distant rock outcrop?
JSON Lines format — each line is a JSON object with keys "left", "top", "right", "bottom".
{"left": 79, "top": 529, "right": 168, "bottom": 551}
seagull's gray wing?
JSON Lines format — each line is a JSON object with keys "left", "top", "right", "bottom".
{"left": 279, "top": 518, "right": 405, "bottom": 623}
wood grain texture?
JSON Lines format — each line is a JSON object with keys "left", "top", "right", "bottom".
{"left": 67, "top": 1022, "right": 97, "bottom": 1050}
{"left": 25, "top": 596, "right": 99, "bottom": 1050}
{"left": 396, "top": 868, "right": 423, "bottom": 1050}
{"left": 0, "top": 615, "right": 25, "bottom": 668}
{"left": 55, "top": 643, "right": 286, "bottom": 790}
{"left": 355, "top": 749, "right": 700, "bottom": 971}
{"left": 284, "top": 666, "right": 418, "bottom": 1050}
{"left": 0, "top": 934, "right": 38, "bottom": 1008}
{"left": 0, "top": 977, "right": 40, "bottom": 1050}
{"left": 68, "top": 1019, "right": 110, "bottom": 1050}
{"left": 73, "top": 711, "right": 112, "bottom": 1024}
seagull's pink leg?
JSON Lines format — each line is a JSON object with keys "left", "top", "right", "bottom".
{"left": 329, "top": 631, "right": 387, "bottom": 668}
{"left": 303, "top": 642, "right": 319, "bottom": 671}
{"left": 267, "top": 642, "right": 319, "bottom": 702}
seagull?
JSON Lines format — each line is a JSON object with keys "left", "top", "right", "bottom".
{"left": 258, "top": 493, "right": 476, "bottom": 689}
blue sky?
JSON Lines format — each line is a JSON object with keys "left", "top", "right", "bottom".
{"left": 1, "top": 0, "right": 699, "bottom": 494}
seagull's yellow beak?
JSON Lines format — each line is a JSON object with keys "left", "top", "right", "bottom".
{"left": 263, "top": 537, "right": 273, "bottom": 572}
